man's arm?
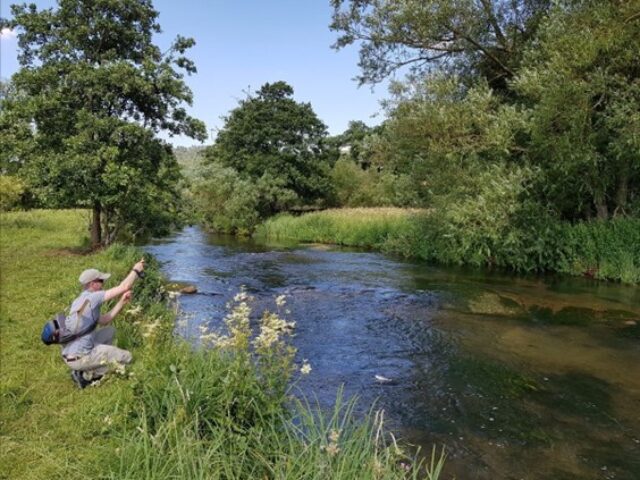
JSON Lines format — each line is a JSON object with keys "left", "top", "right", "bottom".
{"left": 99, "top": 291, "right": 132, "bottom": 324}
{"left": 103, "top": 258, "right": 145, "bottom": 302}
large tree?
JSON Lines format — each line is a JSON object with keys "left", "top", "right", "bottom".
{"left": 0, "top": 0, "right": 206, "bottom": 246}
{"left": 514, "top": 0, "right": 640, "bottom": 219}
{"left": 205, "top": 81, "right": 331, "bottom": 213}
{"left": 330, "top": 0, "right": 550, "bottom": 93}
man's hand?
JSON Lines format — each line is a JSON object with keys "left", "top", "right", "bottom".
{"left": 121, "top": 290, "right": 133, "bottom": 304}
{"left": 134, "top": 258, "right": 145, "bottom": 273}
{"left": 101, "top": 290, "right": 133, "bottom": 324}
{"left": 105, "top": 259, "right": 145, "bottom": 302}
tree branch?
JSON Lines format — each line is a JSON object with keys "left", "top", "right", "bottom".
{"left": 448, "top": 25, "right": 515, "bottom": 77}
{"left": 479, "top": 0, "right": 509, "bottom": 50}
{"left": 624, "top": 11, "right": 640, "bottom": 23}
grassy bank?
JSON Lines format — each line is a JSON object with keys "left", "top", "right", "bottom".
{"left": 0, "top": 209, "right": 442, "bottom": 479}
{"left": 256, "top": 208, "right": 420, "bottom": 248}
{"left": 257, "top": 209, "right": 640, "bottom": 284}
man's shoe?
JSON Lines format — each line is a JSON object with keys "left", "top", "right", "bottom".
{"left": 70, "top": 370, "right": 95, "bottom": 389}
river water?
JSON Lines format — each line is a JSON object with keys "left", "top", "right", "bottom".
{"left": 145, "top": 226, "right": 640, "bottom": 480}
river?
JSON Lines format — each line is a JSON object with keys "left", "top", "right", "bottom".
{"left": 145, "top": 226, "right": 640, "bottom": 480}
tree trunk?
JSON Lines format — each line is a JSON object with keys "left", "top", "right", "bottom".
{"left": 594, "top": 194, "right": 609, "bottom": 220}
{"left": 615, "top": 168, "right": 629, "bottom": 215}
{"left": 103, "top": 207, "right": 118, "bottom": 246}
{"left": 91, "top": 202, "right": 102, "bottom": 248}
{"left": 102, "top": 207, "right": 110, "bottom": 247}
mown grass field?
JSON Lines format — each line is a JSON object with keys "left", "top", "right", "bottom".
{"left": 0, "top": 209, "right": 443, "bottom": 480}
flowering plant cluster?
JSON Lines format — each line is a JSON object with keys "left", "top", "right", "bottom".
{"left": 198, "top": 288, "right": 311, "bottom": 397}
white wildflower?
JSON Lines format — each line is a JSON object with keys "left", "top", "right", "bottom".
{"left": 142, "top": 317, "right": 162, "bottom": 339}
{"left": 322, "top": 428, "right": 341, "bottom": 456}
{"left": 112, "top": 362, "right": 126, "bottom": 375}
{"left": 126, "top": 305, "right": 143, "bottom": 317}
{"left": 233, "top": 289, "right": 249, "bottom": 302}
{"left": 300, "top": 362, "right": 312, "bottom": 375}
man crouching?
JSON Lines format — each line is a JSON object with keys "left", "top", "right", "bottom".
{"left": 63, "top": 258, "right": 145, "bottom": 388}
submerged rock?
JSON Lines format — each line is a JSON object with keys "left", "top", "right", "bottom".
{"left": 180, "top": 285, "right": 198, "bottom": 294}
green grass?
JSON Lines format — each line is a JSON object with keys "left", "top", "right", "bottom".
{"left": 0, "top": 209, "right": 444, "bottom": 479}
{"left": 0, "top": 210, "right": 166, "bottom": 479}
{"left": 257, "top": 208, "right": 640, "bottom": 284}
{"left": 256, "top": 208, "right": 421, "bottom": 248}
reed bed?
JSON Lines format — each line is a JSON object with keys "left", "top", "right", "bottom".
{"left": 257, "top": 208, "right": 425, "bottom": 249}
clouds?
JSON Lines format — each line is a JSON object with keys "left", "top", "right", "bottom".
{"left": 1, "top": 28, "right": 17, "bottom": 40}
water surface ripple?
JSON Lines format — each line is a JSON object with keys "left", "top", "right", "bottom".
{"left": 145, "top": 226, "right": 640, "bottom": 480}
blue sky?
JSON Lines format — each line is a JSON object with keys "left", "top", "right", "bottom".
{"left": 0, "top": 0, "right": 389, "bottom": 146}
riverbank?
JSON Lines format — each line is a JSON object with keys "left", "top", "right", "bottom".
{"left": 256, "top": 208, "right": 640, "bottom": 284}
{"left": 0, "top": 209, "right": 442, "bottom": 479}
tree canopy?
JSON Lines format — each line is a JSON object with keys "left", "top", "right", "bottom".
{"left": 0, "top": 0, "right": 206, "bottom": 245}
{"left": 330, "top": 0, "right": 551, "bottom": 92}
{"left": 514, "top": 1, "right": 640, "bottom": 219}
{"left": 332, "top": 0, "right": 640, "bottom": 222}
{"left": 204, "top": 81, "right": 332, "bottom": 212}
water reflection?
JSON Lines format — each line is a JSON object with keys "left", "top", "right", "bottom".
{"left": 146, "top": 227, "right": 640, "bottom": 480}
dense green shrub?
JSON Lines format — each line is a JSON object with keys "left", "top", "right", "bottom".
{"left": 385, "top": 203, "right": 639, "bottom": 283}
{"left": 192, "top": 164, "right": 261, "bottom": 234}
{"left": 330, "top": 158, "right": 421, "bottom": 207}
{"left": 558, "top": 218, "right": 640, "bottom": 283}
{"left": 0, "top": 175, "right": 25, "bottom": 211}
{"left": 192, "top": 163, "right": 305, "bottom": 234}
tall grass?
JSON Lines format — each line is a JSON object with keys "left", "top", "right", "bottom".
{"left": 1, "top": 209, "right": 445, "bottom": 479}
{"left": 257, "top": 208, "right": 640, "bottom": 284}
{"left": 257, "top": 208, "right": 422, "bottom": 248}
{"left": 113, "top": 289, "right": 444, "bottom": 479}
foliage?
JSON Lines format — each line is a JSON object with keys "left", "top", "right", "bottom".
{"left": 203, "top": 81, "right": 332, "bottom": 214}
{"left": 174, "top": 145, "right": 206, "bottom": 180}
{"left": 330, "top": 157, "right": 420, "bottom": 207}
{"left": 326, "top": 120, "right": 380, "bottom": 167}
{"left": 0, "top": 79, "right": 33, "bottom": 176}
{"left": 258, "top": 207, "right": 640, "bottom": 284}
{"left": 330, "top": 0, "right": 551, "bottom": 91}
{"left": 1, "top": 0, "right": 206, "bottom": 246}
{"left": 558, "top": 218, "right": 640, "bottom": 284}
{"left": 378, "top": 76, "right": 527, "bottom": 206}
{"left": 0, "top": 175, "right": 25, "bottom": 211}
{"left": 192, "top": 164, "right": 260, "bottom": 234}
{"left": 192, "top": 163, "right": 302, "bottom": 234}
{"left": 395, "top": 164, "right": 564, "bottom": 271}
{"left": 327, "top": 0, "right": 640, "bottom": 279}
{"left": 513, "top": 1, "right": 640, "bottom": 220}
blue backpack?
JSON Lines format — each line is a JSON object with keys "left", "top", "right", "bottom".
{"left": 41, "top": 300, "right": 96, "bottom": 345}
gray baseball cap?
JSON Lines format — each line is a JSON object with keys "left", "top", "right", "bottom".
{"left": 79, "top": 268, "right": 111, "bottom": 285}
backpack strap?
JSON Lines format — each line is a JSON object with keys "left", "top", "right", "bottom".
{"left": 72, "top": 299, "right": 91, "bottom": 336}
{"left": 58, "top": 299, "right": 97, "bottom": 344}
